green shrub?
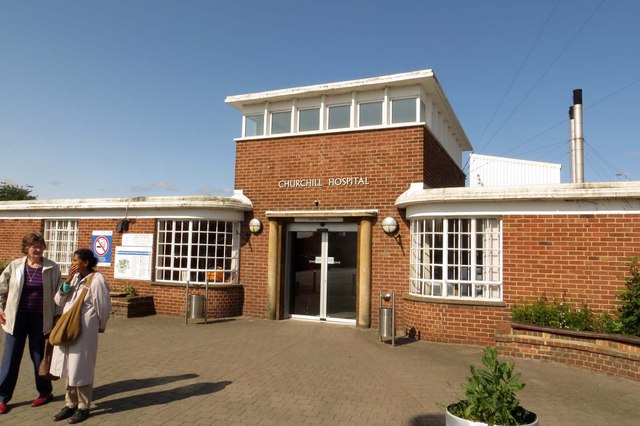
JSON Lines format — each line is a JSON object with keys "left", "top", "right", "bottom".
{"left": 512, "top": 297, "right": 600, "bottom": 332}
{"left": 121, "top": 282, "right": 138, "bottom": 297}
{"left": 618, "top": 257, "right": 640, "bottom": 337}
{"left": 448, "top": 347, "right": 534, "bottom": 426}
{"left": 0, "top": 260, "right": 9, "bottom": 273}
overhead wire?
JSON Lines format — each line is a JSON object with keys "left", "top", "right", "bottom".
{"left": 469, "top": 0, "right": 607, "bottom": 173}
{"left": 486, "top": 0, "right": 606, "bottom": 155}
{"left": 462, "top": 0, "right": 560, "bottom": 175}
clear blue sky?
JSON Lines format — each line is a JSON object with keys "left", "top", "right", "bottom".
{"left": 1, "top": 0, "right": 638, "bottom": 200}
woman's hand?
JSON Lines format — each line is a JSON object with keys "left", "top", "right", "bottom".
{"left": 0, "top": 312, "right": 6, "bottom": 326}
{"left": 66, "top": 264, "right": 79, "bottom": 282}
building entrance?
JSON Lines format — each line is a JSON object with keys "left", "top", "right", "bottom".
{"left": 285, "top": 223, "right": 357, "bottom": 323}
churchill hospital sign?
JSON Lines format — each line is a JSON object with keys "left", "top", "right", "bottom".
{"left": 278, "top": 177, "right": 370, "bottom": 189}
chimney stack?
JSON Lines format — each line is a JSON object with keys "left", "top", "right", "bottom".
{"left": 570, "top": 89, "right": 584, "bottom": 183}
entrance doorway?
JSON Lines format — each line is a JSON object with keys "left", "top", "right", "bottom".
{"left": 285, "top": 223, "right": 357, "bottom": 323}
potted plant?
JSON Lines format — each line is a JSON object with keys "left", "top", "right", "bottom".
{"left": 446, "top": 347, "right": 538, "bottom": 426}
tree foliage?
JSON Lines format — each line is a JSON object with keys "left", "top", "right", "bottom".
{"left": 0, "top": 182, "right": 37, "bottom": 201}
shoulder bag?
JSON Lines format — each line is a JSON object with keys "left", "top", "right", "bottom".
{"left": 49, "top": 273, "right": 95, "bottom": 346}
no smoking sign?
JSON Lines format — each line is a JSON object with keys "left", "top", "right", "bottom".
{"left": 93, "top": 236, "right": 110, "bottom": 256}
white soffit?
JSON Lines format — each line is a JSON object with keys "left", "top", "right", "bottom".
{"left": 0, "top": 195, "right": 252, "bottom": 220}
{"left": 397, "top": 182, "right": 640, "bottom": 216}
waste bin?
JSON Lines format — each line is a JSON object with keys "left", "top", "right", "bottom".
{"left": 189, "top": 294, "right": 204, "bottom": 319}
{"left": 379, "top": 307, "right": 393, "bottom": 338}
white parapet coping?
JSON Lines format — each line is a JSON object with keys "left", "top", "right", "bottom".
{"left": 396, "top": 181, "right": 640, "bottom": 216}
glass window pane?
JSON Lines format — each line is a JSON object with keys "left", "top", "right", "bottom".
{"left": 299, "top": 108, "right": 320, "bottom": 132}
{"left": 271, "top": 111, "right": 291, "bottom": 134}
{"left": 392, "top": 98, "right": 417, "bottom": 123}
{"left": 245, "top": 114, "right": 264, "bottom": 136}
{"left": 359, "top": 101, "right": 382, "bottom": 127}
{"left": 328, "top": 105, "right": 350, "bottom": 129}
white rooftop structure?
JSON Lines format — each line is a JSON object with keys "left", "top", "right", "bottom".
{"left": 468, "top": 153, "right": 561, "bottom": 187}
{"left": 226, "top": 69, "right": 472, "bottom": 168}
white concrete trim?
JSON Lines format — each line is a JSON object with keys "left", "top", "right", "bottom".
{"left": 266, "top": 209, "right": 378, "bottom": 218}
{"left": 0, "top": 194, "right": 252, "bottom": 220}
{"left": 398, "top": 181, "right": 640, "bottom": 217}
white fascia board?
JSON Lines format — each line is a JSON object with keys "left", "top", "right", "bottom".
{"left": 225, "top": 69, "right": 435, "bottom": 106}
{"left": 397, "top": 181, "right": 640, "bottom": 216}
{"left": 405, "top": 200, "right": 640, "bottom": 218}
{"left": 0, "top": 195, "right": 252, "bottom": 220}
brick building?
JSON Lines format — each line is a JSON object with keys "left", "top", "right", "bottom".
{"left": 1, "top": 70, "right": 639, "bottom": 346}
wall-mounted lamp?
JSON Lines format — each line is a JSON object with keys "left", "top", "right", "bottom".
{"left": 248, "top": 218, "right": 262, "bottom": 234}
{"left": 381, "top": 216, "right": 399, "bottom": 236}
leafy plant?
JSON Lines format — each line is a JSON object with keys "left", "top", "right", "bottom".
{"left": 512, "top": 297, "right": 620, "bottom": 334}
{"left": 618, "top": 256, "right": 640, "bottom": 337}
{"left": 121, "top": 282, "right": 138, "bottom": 297}
{"left": 0, "top": 260, "right": 9, "bottom": 273}
{"left": 448, "top": 347, "right": 533, "bottom": 426}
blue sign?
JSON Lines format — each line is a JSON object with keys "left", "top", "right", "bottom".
{"left": 92, "top": 231, "right": 113, "bottom": 266}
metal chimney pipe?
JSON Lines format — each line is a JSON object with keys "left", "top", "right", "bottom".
{"left": 569, "top": 106, "right": 576, "bottom": 183}
{"left": 572, "top": 89, "right": 584, "bottom": 183}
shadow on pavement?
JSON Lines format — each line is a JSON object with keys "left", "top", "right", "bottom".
{"left": 93, "top": 373, "right": 199, "bottom": 400}
{"left": 409, "top": 413, "right": 446, "bottom": 426}
{"left": 92, "top": 381, "right": 232, "bottom": 415}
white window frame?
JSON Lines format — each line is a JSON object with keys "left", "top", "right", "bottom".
{"left": 270, "top": 110, "right": 292, "bottom": 135}
{"left": 243, "top": 113, "right": 265, "bottom": 137}
{"left": 358, "top": 100, "right": 383, "bottom": 127}
{"left": 43, "top": 220, "right": 79, "bottom": 275}
{"left": 410, "top": 217, "right": 502, "bottom": 300}
{"left": 155, "top": 219, "right": 240, "bottom": 285}
{"left": 327, "top": 104, "right": 351, "bottom": 130}
{"left": 298, "top": 107, "right": 320, "bottom": 132}
{"left": 391, "top": 96, "right": 419, "bottom": 124}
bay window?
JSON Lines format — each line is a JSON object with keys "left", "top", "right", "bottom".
{"left": 410, "top": 217, "right": 502, "bottom": 300}
{"left": 156, "top": 220, "right": 239, "bottom": 284}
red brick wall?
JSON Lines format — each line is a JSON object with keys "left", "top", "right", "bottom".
{"left": 496, "top": 324, "right": 640, "bottom": 381}
{"left": 404, "top": 213, "right": 640, "bottom": 346}
{"left": 0, "top": 217, "right": 243, "bottom": 318}
{"left": 423, "top": 128, "right": 466, "bottom": 188}
{"left": 234, "top": 126, "right": 465, "bottom": 319}
{"left": 0, "top": 219, "right": 43, "bottom": 262}
{"left": 502, "top": 214, "right": 640, "bottom": 311}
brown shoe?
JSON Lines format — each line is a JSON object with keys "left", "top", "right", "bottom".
{"left": 68, "top": 408, "right": 89, "bottom": 424}
{"left": 53, "top": 406, "right": 76, "bottom": 421}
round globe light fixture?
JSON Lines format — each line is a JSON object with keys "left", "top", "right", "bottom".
{"left": 248, "top": 218, "right": 262, "bottom": 234}
{"left": 381, "top": 216, "right": 399, "bottom": 235}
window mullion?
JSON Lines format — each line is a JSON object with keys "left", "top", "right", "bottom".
{"left": 443, "top": 218, "right": 449, "bottom": 296}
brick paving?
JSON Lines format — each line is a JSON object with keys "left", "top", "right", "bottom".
{"left": 2, "top": 315, "right": 639, "bottom": 425}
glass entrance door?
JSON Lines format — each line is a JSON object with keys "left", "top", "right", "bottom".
{"left": 287, "top": 224, "right": 357, "bottom": 323}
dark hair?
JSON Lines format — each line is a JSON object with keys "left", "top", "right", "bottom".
{"left": 22, "top": 232, "right": 47, "bottom": 254}
{"left": 74, "top": 248, "right": 98, "bottom": 270}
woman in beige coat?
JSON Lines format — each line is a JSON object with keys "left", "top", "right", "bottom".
{"left": 0, "top": 232, "right": 61, "bottom": 415}
{"left": 51, "top": 249, "right": 111, "bottom": 424}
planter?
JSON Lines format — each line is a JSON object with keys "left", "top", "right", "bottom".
{"left": 111, "top": 295, "right": 155, "bottom": 318}
{"left": 446, "top": 404, "right": 538, "bottom": 426}
{"left": 496, "top": 322, "right": 640, "bottom": 381}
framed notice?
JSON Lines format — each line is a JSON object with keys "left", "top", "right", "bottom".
{"left": 114, "top": 246, "right": 152, "bottom": 281}
{"left": 122, "top": 233, "right": 153, "bottom": 247}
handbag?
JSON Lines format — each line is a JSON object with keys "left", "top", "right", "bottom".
{"left": 38, "top": 332, "right": 59, "bottom": 380}
{"left": 49, "top": 273, "right": 95, "bottom": 346}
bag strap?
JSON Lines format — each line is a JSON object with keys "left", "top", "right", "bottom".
{"left": 84, "top": 272, "right": 96, "bottom": 288}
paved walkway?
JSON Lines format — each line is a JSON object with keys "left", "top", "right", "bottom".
{"left": 3, "top": 315, "right": 640, "bottom": 425}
